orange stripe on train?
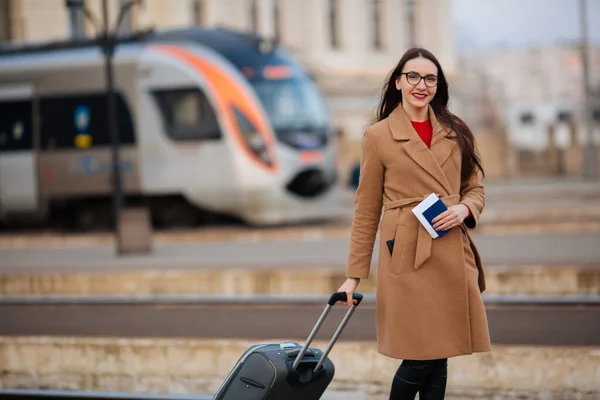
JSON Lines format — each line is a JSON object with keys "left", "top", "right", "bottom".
{"left": 153, "top": 45, "right": 277, "bottom": 174}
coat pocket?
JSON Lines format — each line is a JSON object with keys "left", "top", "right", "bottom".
{"left": 389, "top": 224, "right": 408, "bottom": 275}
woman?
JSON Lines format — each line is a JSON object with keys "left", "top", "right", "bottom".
{"left": 337, "top": 47, "right": 491, "bottom": 400}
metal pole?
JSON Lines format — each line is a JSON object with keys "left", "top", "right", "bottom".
{"left": 117, "top": 0, "right": 132, "bottom": 35}
{"left": 580, "top": 0, "right": 598, "bottom": 179}
{"left": 407, "top": 0, "right": 416, "bottom": 48}
{"left": 193, "top": 0, "right": 203, "bottom": 25}
{"left": 102, "top": 0, "right": 124, "bottom": 253}
{"left": 67, "top": 0, "right": 86, "bottom": 39}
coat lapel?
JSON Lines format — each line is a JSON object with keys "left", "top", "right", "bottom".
{"left": 388, "top": 104, "right": 454, "bottom": 194}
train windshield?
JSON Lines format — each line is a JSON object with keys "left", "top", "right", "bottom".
{"left": 251, "top": 78, "right": 330, "bottom": 149}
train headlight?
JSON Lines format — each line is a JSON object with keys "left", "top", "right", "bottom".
{"left": 232, "top": 106, "right": 272, "bottom": 166}
{"left": 242, "top": 129, "right": 271, "bottom": 165}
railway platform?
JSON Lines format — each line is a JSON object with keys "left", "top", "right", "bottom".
{"left": 1, "top": 178, "right": 599, "bottom": 399}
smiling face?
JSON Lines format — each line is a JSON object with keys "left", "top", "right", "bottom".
{"left": 395, "top": 57, "right": 438, "bottom": 112}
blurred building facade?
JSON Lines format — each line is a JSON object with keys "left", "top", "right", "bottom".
{"left": 458, "top": 45, "right": 600, "bottom": 147}
{"left": 0, "top": 0, "right": 457, "bottom": 141}
{"left": 456, "top": 44, "right": 600, "bottom": 177}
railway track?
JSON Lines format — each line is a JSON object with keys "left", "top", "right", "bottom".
{"left": 0, "top": 390, "right": 211, "bottom": 400}
{"left": 1, "top": 295, "right": 598, "bottom": 346}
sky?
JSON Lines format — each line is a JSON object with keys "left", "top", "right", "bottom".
{"left": 452, "top": 0, "right": 600, "bottom": 52}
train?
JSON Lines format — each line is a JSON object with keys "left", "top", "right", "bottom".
{"left": 0, "top": 27, "right": 341, "bottom": 229}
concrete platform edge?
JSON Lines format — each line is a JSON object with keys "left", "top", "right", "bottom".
{"left": 1, "top": 265, "right": 599, "bottom": 296}
{"left": 0, "top": 336, "right": 598, "bottom": 397}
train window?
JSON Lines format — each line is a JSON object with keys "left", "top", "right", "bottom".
{"left": 0, "top": 100, "right": 33, "bottom": 152}
{"left": 519, "top": 112, "right": 535, "bottom": 125}
{"left": 40, "top": 92, "right": 135, "bottom": 150}
{"left": 152, "top": 88, "right": 221, "bottom": 141}
{"left": 557, "top": 111, "right": 572, "bottom": 123}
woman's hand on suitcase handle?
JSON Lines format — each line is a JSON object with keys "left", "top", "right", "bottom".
{"left": 337, "top": 278, "right": 360, "bottom": 307}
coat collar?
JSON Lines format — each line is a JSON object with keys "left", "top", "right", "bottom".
{"left": 388, "top": 104, "right": 456, "bottom": 194}
{"left": 388, "top": 103, "right": 456, "bottom": 141}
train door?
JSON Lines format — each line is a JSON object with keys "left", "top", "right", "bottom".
{"left": 137, "top": 46, "right": 232, "bottom": 198}
{"left": 0, "top": 83, "right": 39, "bottom": 218}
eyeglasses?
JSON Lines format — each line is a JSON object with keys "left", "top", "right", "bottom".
{"left": 400, "top": 72, "right": 438, "bottom": 88}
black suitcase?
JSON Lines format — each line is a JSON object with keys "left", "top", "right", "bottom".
{"left": 213, "top": 292, "right": 364, "bottom": 400}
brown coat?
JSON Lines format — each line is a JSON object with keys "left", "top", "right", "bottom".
{"left": 346, "top": 104, "right": 491, "bottom": 361}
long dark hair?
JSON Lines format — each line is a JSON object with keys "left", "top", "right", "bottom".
{"left": 377, "top": 47, "right": 485, "bottom": 181}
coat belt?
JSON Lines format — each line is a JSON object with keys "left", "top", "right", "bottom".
{"left": 383, "top": 194, "right": 461, "bottom": 271}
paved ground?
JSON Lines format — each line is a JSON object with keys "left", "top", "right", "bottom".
{"left": 2, "top": 180, "right": 598, "bottom": 400}
{"left": 340, "top": 177, "right": 600, "bottom": 213}
{"left": 0, "top": 178, "right": 598, "bottom": 251}
{"left": 2, "top": 178, "right": 600, "bottom": 233}
{"left": 471, "top": 177, "right": 600, "bottom": 197}
{"left": 1, "top": 300, "right": 598, "bottom": 346}
{"left": 0, "top": 232, "right": 598, "bottom": 273}
{"left": 3, "top": 387, "right": 593, "bottom": 400}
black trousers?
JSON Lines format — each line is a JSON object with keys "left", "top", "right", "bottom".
{"left": 388, "top": 358, "right": 448, "bottom": 400}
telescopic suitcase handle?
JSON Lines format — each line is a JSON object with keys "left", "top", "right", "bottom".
{"left": 292, "top": 292, "right": 364, "bottom": 372}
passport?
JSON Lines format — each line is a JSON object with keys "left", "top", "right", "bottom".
{"left": 411, "top": 193, "right": 449, "bottom": 239}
